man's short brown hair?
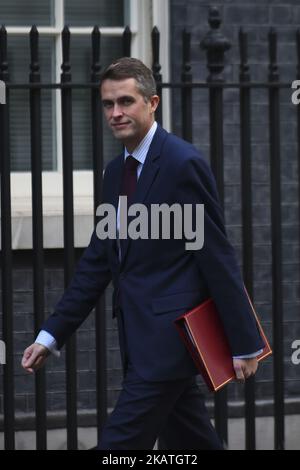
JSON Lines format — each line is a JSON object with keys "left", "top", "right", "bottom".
{"left": 100, "top": 57, "right": 157, "bottom": 101}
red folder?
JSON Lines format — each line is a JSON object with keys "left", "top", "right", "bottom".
{"left": 174, "top": 294, "right": 272, "bottom": 392}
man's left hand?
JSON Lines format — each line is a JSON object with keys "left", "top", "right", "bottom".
{"left": 233, "top": 357, "right": 258, "bottom": 383}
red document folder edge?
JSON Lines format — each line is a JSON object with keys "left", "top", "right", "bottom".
{"left": 174, "top": 291, "right": 272, "bottom": 392}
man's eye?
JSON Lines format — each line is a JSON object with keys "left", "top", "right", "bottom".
{"left": 103, "top": 102, "right": 113, "bottom": 109}
{"left": 122, "top": 99, "right": 133, "bottom": 105}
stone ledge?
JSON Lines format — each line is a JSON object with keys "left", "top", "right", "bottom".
{"left": 1, "top": 398, "right": 299, "bottom": 431}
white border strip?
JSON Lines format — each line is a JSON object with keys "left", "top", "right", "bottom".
{"left": 4, "top": 26, "right": 135, "bottom": 36}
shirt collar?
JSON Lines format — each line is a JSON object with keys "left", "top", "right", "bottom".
{"left": 124, "top": 121, "right": 158, "bottom": 165}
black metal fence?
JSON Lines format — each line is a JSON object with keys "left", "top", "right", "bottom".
{"left": 0, "top": 6, "right": 297, "bottom": 450}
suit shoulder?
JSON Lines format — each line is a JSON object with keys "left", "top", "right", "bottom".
{"left": 164, "top": 132, "right": 209, "bottom": 169}
{"left": 163, "top": 133, "right": 218, "bottom": 198}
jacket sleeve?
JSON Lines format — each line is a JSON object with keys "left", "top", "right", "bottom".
{"left": 41, "top": 230, "right": 112, "bottom": 349}
{"left": 173, "top": 154, "right": 265, "bottom": 356}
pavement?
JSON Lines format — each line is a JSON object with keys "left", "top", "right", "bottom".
{"left": 1, "top": 415, "right": 299, "bottom": 450}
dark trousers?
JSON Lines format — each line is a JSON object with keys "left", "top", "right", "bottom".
{"left": 97, "top": 361, "right": 223, "bottom": 450}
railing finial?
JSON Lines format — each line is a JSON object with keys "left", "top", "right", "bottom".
{"left": 200, "top": 6, "right": 231, "bottom": 82}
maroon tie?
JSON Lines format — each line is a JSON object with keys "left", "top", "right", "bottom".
{"left": 120, "top": 155, "right": 139, "bottom": 203}
{"left": 119, "top": 155, "right": 139, "bottom": 257}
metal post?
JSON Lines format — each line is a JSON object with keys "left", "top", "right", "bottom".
{"left": 181, "top": 29, "right": 193, "bottom": 143}
{"left": 0, "top": 24, "right": 15, "bottom": 451}
{"left": 152, "top": 27, "right": 163, "bottom": 125}
{"left": 29, "top": 25, "right": 47, "bottom": 450}
{"left": 61, "top": 26, "right": 78, "bottom": 450}
{"left": 200, "top": 6, "right": 231, "bottom": 447}
{"left": 239, "top": 27, "right": 256, "bottom": 450}
{"left": 91, "top": 25, "right": 107, "bottom": 444}
{"left": 268, "top": 28, "right": 285, "bottom": 451}
{"left": 123, "top": 26, "right": 132, "bottom": 57}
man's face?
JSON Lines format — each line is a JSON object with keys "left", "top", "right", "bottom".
{"left": 101, "top": 78, "right": 159, "bottom": 151}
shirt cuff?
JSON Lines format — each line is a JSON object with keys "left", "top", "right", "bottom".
{"left": 35, "top": 330, "right": 61, "bottom": 358}
{"left": 233, "top": 349, "right": 263, "bottom": 359}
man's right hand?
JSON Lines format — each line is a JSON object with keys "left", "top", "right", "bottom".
{"left": 21, "top": 343, "right": 50, "bottom": 373}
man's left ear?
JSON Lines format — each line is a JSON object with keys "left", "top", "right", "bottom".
{"left": 150, "top": 95, "right": 160, "bottom": 112}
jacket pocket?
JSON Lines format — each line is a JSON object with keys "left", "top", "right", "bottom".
{"left": 152, "top": 290, "right": 203, "bottom": 315}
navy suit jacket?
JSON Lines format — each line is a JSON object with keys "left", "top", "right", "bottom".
{"left": 42, "top": 125, "right": 264, "bottom": 381}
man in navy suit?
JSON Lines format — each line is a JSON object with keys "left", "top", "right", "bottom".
{"left": 22, "top": 58, "right": 264, "bottom": 450}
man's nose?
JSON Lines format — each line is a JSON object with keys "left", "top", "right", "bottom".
{"left": 112, "top": 104, "right": 123, "bottom": 118}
